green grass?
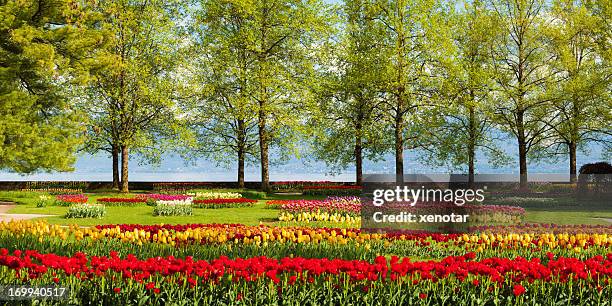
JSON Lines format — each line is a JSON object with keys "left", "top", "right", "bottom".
{"left": 1, "top": 190, "right": 610, "bottom": 227}
{"left": 524, "top": 210, "right": 612, "bottom": 225}
{"left": 486, "top": 194, "right": 612, "bottom": 225}
{"left": 0, "top": 190, "right": 330, "bottom": 227}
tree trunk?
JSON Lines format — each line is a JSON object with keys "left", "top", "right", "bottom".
{"left": 120, "top": 145, "right": 129, "bottom": 193}
{"left": 355, "top": 128, "right": 363, "bottom": 185}
{"left": 112, "top": 144, "right": 120, "bottom": 190}
{"left": 237, "top": 149, "right": 245, "bottom": 189}
{"left": 467, "top": 105, "right": 476, "bottom": 188}
{"left": 569, "top": 141, "right": 577, "bottom": 183}
{"left": 237, "top": 120, "right": 246, "bottom": 189}
{"left": 394, "top": 111, "right": 404, "bottom": 184}
{"left": 518, "top": 140, "right": 528, "bottom": 190}
{"left": 258, "top": 103, "right": 270, "bottom": 193}
{"left": 516, "top": 110, "right": 528, "bottom": 190}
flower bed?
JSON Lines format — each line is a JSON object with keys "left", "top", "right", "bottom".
{"left": 278, "top": 211, "right": 361, "bottom": 224}
{"left": 54, "top": 194, "right": 88, "bottom": 206}
{"left": 152, "top": 182, "right": 213, "bottom": 190}
{"left": 470, "top": 223, "right": 612, "bottom": 234}
{"left": 136, "top": 194, "right": 193, "bottom": 206}
{"left": 192, "top": 192, "right": 243, "bottom": 200}
{"left": 1, "top": 220, "right": 612, "bottom": 269}
{"left": 271, "top": 181, "right": 338, "bottom": 192}
{"left": 65, "top": 204, "right": 106, "bottom": 218}
{"left": 0, "top": 249, "right": 609, "bottom": 305}
{"left": 368, "top": 202, "right": 526, "bottom": 224}
{"left": 97, "top": 197, "right": 149, "bottom": 206}
{"left": 4, "top": 220, "right": 609, "bottom": 258}
{"left": 277, "top": 197, "right": 361, "bottom": 214}
{"left": 274, "top": 197, "right": 361, "bottom": 224}
{"left": 193, "top": 198, "right": 256, "bottom": 208}
{"left": 153, "top": 202, "right": 193, "bottom": 216}
{"left": 138, "top": 194, "right": 193, "bottom": 202}
{"left": 275, "top": 198, "right": 523, "bottom": 224}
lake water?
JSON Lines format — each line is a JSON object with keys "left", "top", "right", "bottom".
{"left": 0, "top": 149, "right": 606, "bottom": 182}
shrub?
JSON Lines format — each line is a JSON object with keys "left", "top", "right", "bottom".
{"left": 302, "top": 185, "right": 362, "bottom": 196}
{"left": 21, "top": 188, "right": 82, "bottom": 195}
{"left": 153, "top": 202, "right": 193, "bottom": 216}
{"left": 578, "top": 162, "right": 612, "bottom": 196}
{"left": 65, "top": 204, "right": 106, "bottom": 218}
{"left": 579, "top": 162, "right": 612, "bottom": 174}
{"left": 240, "top": 190, "right": 267, "bottom": 199}
{"left": 24, "top": 181, "right": 88, "bottom": 190}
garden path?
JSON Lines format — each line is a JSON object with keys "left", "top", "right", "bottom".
{"left": 0, "top": 203, "right": 55, "bottom": 222}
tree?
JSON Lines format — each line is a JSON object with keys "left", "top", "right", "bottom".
{"left": 192, "top": 0, "right": 331, "bottom": 192}
{"left": 253, "top": 0, "right": 333, "bottom": 192}
{"left": 187, "top": 0, "right": 260, "bottom": 188}
{"left": 81, "top": 0, "right": 186, "bottom": 192}
{"left": 0, "top": 0, "right": 105, "bottom": 173}
{"left": 543, "top": 0, "right": 612, "bottom": 182}
{"left": 419, "top": 0, "right": 506, "bottom": 185}
{"left": 372, "top": 0, "right": 452, "bottom": 183}
{"left": 310, "top": 0, "right": 388, "bottom": 185}
{"left": 489, "top": 0, "right": 556, "bottom": 189}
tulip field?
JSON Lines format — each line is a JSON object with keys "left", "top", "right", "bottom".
{"left": 0, "top": 189, "right": 610, "bottom": 304}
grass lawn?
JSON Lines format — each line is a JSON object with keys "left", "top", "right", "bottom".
{"left": 1, "top": 190, "right": 610, "bottom": 227}
{"left": 524, "top": 211, "right": 612, "bottom": 225}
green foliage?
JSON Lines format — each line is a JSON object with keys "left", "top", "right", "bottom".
{"left": 417, "top": 0, "right": 510, "bottom": 172}
{"left": 189, "top": 0, "right": 333, "bottom": 190}
{"left": 0, "top": 0, "right": 106, "bottom": 173}
{"left": 77, "top": 0, "right": 190, "bottom": 189}
{"left": 489, "top": 0, "right": 556, "bottom": 180}
{"left": 239, "top": 190, "right": 268, "bottom": 200}
{"left": 540, "top": 0, "right": 612, "bottom": 159}
{"left": 370, "top": 0, "right": 457, "bottom": 176}
{"left": 309, "top": 0, "right": 389, "bottom": 180}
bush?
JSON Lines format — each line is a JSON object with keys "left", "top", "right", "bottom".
{"left": 21, "top": 188, "right": 82, "bottom": 195}
{"left": 240, "top": 190, "right": 267, "bottom": 199}
{"left": 302, "top": 186, "right": 362, "bottom": 196}
{"left": 153, "top": 202, "right": 193, "bottom": 216}
{"left": 578, "top": 162, "right": 612, "bottom": 196}
{"left": 579, "top": 162, "right": 612, "bottom": 174}
{"left": 65, "top": 204, "right": 106, "bottom": 219}
{"left": 24, "top": 181, "right": 88, "bottom": 190}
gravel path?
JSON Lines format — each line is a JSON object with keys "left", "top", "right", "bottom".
{"left": 0, "top": 203, "right": 56, "bottom": 222}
